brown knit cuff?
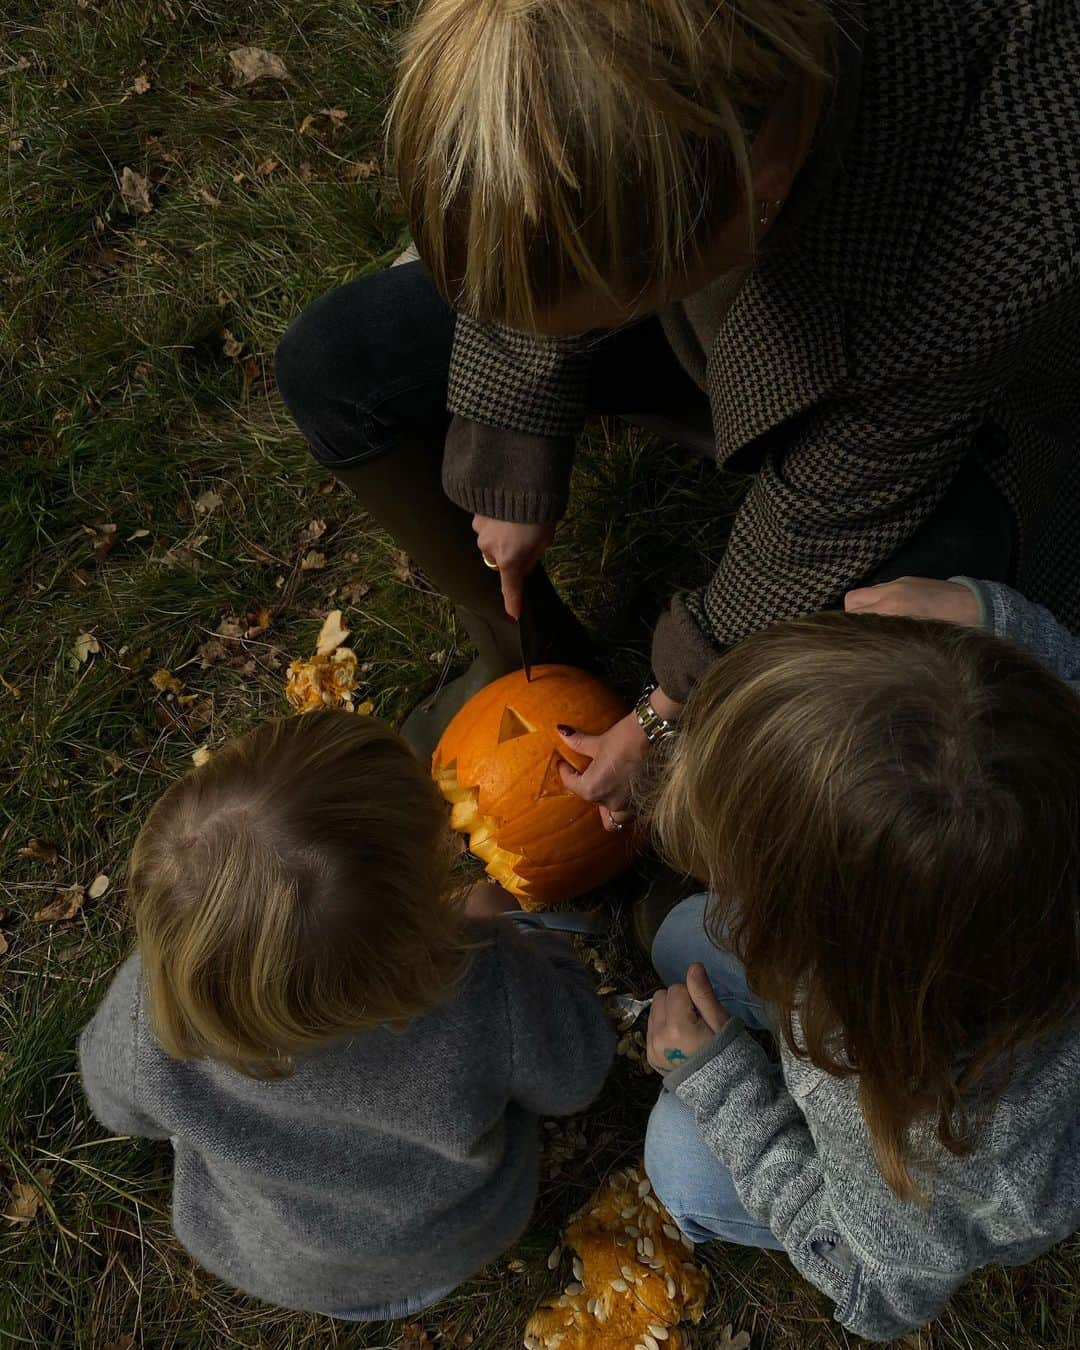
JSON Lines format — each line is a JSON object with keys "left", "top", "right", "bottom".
{"left": 651, "top": 595, "right": 724, "bottom": 703}
{"left": 442, "top": 415, "right": 573, "bottom": 525}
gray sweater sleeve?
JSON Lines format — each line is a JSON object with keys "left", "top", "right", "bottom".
{"left": 493, "top": 921, "right": 615, "bottom": 1117}
{"left": 78, "top": 953, "right": 170, "bottom": 1140}
{"left": 953, "top": 576, "right": 1080, "bottom": 685}
{"left": 669, "top": 1028, "right": 964, "bottom": 1342}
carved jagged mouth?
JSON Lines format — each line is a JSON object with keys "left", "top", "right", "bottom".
{"left": 434, "top": 762, "right": 528, "bottom": 899}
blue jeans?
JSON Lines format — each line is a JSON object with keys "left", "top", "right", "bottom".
{"left": 644, "top": 893, "right": 784, "bottom": 1251}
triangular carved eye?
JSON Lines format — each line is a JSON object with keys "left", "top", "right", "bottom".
{"left": 498, "top": 705, "right": 536, "bottom": 743}
{"left": 538, "top": 750, "right": 573, "bottom": 799}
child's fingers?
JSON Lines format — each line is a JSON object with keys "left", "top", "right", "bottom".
{"left": 685, "top": 963, "right": 728, "bottom": 1032}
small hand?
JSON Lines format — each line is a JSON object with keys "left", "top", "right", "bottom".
{"left": 844, "top": 577, "right": 980, "bottom": 626}
{"left": 556, "top": 712, "right": 648, "bottom": 833}
{"left": 646, "top": 964, "right": 729, "bottom": 1075}
{"left": 463, "top": 881, "right": 522, "bottom": 919}
{"left": 472, "top": 516, "right": 556, "bottom": 620}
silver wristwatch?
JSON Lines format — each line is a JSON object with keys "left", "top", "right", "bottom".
{"left": 634, "top": 682, "right": 678, "bottom": 744}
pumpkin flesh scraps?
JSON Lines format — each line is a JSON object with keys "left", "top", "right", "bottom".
{"left": 285, "top": 648, "right": 359, "bottom": 712}
{"left": 525, "top": 1166, "right": 708, "bottom": 1349}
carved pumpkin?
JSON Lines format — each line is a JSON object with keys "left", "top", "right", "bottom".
{"left": 432, "top": 665, "right": 636, "bottom": 908}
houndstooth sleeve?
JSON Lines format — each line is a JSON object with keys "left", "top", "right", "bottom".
{"left": 443, "top": 315, "right": 591, "bottom": 523}
{"left": 652, "top": 380, "right": 987, "bottom": 701}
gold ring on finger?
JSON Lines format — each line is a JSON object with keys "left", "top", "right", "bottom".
{"left": 482, "top": 553, "right": 500, "bottom": 570}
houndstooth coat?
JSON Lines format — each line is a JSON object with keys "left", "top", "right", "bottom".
{"left": 443, "top": 0, "right": 1080, "bottom": 699}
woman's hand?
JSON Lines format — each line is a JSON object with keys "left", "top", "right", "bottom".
{"left": 463, "top": 881, "right": 521, "bottom": 920}
{"left": 556, "top": 712, "right": 648, "bottom": 832}
{"left": 844, "top": 577, "right": 980, "bottom": 626}
{"left": 646, "top": 964, "right": 729, "bottom": 1075}
{"left": 557, "top": 687, "right": 682, "bottom": 832}
{"left": 472, "top": 516, "right": 556, "bottom": 620}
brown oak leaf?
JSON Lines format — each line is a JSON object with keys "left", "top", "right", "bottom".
{"left": 228, "top": 46, "right": 292, "bottom": 86}
{"left": 119, "top": 166, "right": 152, "bottom": 214}
{"left": 33, "top": 886, "right": 84, "bottom": 923}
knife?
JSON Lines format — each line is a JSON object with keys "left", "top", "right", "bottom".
{"left": 517, "top": 586, "right": 534, "bottom": 682}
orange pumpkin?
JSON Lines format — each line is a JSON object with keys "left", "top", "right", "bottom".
{"left": 432, "top": 665, "right": 637, "bottom": 908}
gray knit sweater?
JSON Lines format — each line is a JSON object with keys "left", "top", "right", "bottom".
{"left": 78, "top": 920, "right": 614, "bottom": 1319}
{"left": 665, "top": 579, "right": 1080, "bottom": 1342}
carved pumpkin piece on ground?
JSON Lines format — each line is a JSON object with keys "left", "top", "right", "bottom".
{"left": 432, "top": 665, "right": 637, "bottom": 909}
{"left": 525, "top": 1165, "right": 708, "bottom": 1349}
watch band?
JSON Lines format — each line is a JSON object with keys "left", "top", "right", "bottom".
{"left": 635, "top": 683, "right": 677, "bottom": 744}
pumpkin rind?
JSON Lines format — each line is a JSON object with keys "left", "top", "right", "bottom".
{"left": 433, "top": 665, "right": 636, "bottom": 907}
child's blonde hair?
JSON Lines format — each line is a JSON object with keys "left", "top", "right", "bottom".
{"left": 128, "top": 712, "right": 469, "bottom": 1078}
{"left": 391, "top": 0, "right": 833, "bottom": 325}
{"left": 649, "top": 613, "right": 1080, "bottom": 1201}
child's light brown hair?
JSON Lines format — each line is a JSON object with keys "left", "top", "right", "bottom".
{"left": 649, "top": 613, "right": 1080, "bottom": 1201}
{"left": 391, "top": 0, "right": 832, "bottom": 326}
{"left": 129, "top": 711, "right": 469, "bottom": 1078}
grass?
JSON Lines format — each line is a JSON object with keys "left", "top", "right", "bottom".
{"left": 1, "top": 2, "right": 1079, "bottom": 1347}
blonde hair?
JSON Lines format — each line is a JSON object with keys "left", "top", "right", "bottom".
{"left": 649, "top": 613, "right": 1080, "bottom": 1201}
{"left": 128, "top": 712, "right": 470, "bottom": 1078}
{"left": 391, "top": 0, "right": 833, "bottom": 325}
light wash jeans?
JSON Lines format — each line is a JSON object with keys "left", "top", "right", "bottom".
{"left": 644, "top": 893, "right": 784, "bottom": 1250}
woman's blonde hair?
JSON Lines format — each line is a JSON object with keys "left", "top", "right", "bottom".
{"left": 391, "top": 0, "right": 832, "bottom": 325}
{"left": 128, "top": 712, "right": 469, "bottom": 1078}
{"left": 649, "top": 613, "right": 1080, "bottom": 1201}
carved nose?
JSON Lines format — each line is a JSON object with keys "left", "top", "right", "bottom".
{"left": 497, "top": 706, "right": 535, "bottom": 743}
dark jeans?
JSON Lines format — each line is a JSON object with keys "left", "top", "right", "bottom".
{"left": 275, "top": 260, "right": 1014, "bottom": 589}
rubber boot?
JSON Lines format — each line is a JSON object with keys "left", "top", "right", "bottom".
{"left": 334, "top": 445, "right": 594, "bottom": 759}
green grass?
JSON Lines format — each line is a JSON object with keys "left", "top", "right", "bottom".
{"left": 2, "top": 3, "right": 1079, "bottom": 1347}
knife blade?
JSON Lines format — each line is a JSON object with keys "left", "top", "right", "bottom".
{"left": 517, "top": 588, "right": 533, "bottom": 682}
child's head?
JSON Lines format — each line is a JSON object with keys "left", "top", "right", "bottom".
{"left": 129, "top": 712, "right": 467, "bottom": 1077}
{"left": 650, "top": 613, "right": 1080, "bottom": 1198}
{"left": 391, "top": 0, "right": 832, "bottom": 329}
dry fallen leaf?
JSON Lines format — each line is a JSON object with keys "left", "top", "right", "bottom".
{"left": 221, "top": 330, "right": 243, "bottom": 359}
{"left": 18, "top": 839, "right": 59, "bottom": 864}
{"left": 398, "top": 1326, "right": 432, "bottom": 1350}
{"left": 3, "top": 1171, "right": 54, "bottom": 1225}
{"left": 344, "top": 158, "right": 379, "bottom": 181}
{"left": 255, "top": 156, "right": 279, "bottom": 176}
{"left": 316, "top": 610, "right": 349, "bottom": 657}
{"left": 0, "top": 931, "right": 8, "bottom": 957}
{"left": 131, "top": 73, "right": 151, "bottom": 94}
{"left": 394, "top": 550, "right": 418, "bottom": 584}
{"left": 192, "top": 745, "right": 212, "bottom": 767}
{"left": 104, "top": 1336, "right": 136, "bottom": 1350}
{"left": 298, "top": 518, "right": 327, "bottom": 549}
{"left": 339, "top": 578, "right": 372, "bottom": 604}
{"left": 72, "top": 632, "right": 101, "bottom": 664}
{"left": 436, "top": 1317, "right": 475, "bottom": 1348}
{"left": 119, "top": 165, "right": 152, "bottom": 214}
{"left": 150, "top": 668, "right": 183, "bottom": 696}
{"left": 87, "top": 873, "right": 110, "bottom": 901}
{"left": 300, "top": 550, "right": 326, "bottom": 572}
{"left": 195, "top": 488, "right": 223, "bottom": 515}
{"left": 228, "top": 46, "right": 292, "bottom": 86}
{"left": 84, "top": 521, "right": 118, "bottom": 562}
{"left": 33, "top": 886, "right": 84, "bottom": 923}
{"left": 716, "top": 1326, "right": 751, "bottom": 1350}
